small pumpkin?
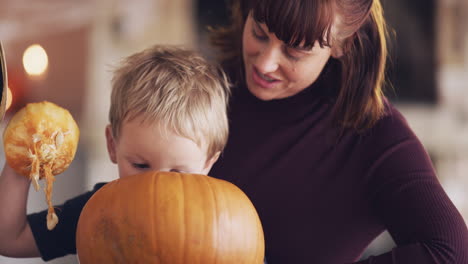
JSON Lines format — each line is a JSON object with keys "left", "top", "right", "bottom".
{"left": 3, "top": 101, "right": 79, "bottom": 230}
{"left": 76, "top": 171, "right": 265, "bottom": 264}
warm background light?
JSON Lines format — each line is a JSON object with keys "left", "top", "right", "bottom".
{"left": 22, "top": 44, "right": 48, "bottom": 76}
{"left": 6, "top": 87, "right": 12, "bottom": 111}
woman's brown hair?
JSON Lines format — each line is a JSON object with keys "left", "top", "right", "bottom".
{"left": 211, "top": 0, "right": 389, "bottom": 131}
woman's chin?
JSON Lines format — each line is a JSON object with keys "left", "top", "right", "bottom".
{"left": 248, "top": 87, "right": 273, "bottom": 101}
{"left": 247, "top": 83, "right": 278, "bottom": 101}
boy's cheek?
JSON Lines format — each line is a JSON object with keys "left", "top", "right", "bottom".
{"left": 117, "top": 164, "right": 133, "bottom": 179}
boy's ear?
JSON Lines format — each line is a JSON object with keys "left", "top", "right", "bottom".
{"left": 202, "top": 151, "right": 221, "bottom": 175}
{"left": 105, "top": 125, "right": 117, "bottom": 164}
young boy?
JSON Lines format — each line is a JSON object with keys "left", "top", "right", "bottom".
{"left": 0, "top": 45, "right": 230, "bottom": 261}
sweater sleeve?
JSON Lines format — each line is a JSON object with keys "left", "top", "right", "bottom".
{"left": 27, "top": 182, "right": 107, "bottom": 261}
{"left": 355, "top": 113, "right": 468, "bottom": 263}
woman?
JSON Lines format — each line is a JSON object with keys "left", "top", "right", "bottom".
{"left": 209, "top": 0, "right": 468, "bottom": 263}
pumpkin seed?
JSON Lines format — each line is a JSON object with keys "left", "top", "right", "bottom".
{"left": 55, "top": 131, "right": 64, "bottom": 148}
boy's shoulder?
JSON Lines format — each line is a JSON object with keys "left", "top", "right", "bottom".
{"left": 92, "top": 182, "right": 107, "bottom": 192}
{"left": 27, "top": 182, "right": 108, "bottom": 261}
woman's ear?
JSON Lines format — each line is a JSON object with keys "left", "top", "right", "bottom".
{"left": 331, "top": 45, "right": 344, "bottom": 58}
{"left": 105, "top": 125, "right": 117, "bottom": 164}
{"left": 330, "top": 18, "right": 346, "bottom": 59}
{"left": 202, "top": 151, "right": 221, "bottom": 175}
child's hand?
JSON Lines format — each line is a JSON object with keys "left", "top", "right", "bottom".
{"left": 1, "top": 162, "right": 29, "bottom": 183}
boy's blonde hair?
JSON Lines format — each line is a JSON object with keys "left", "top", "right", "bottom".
{"left": 109, "top": 45, "right": 230, "bottom": 158}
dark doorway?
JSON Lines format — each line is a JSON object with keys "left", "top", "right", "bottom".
{"left": 383, "top": 0, "right": 437, "bottom": 103}
{"left": 195, "top": 0, "right": 229, "bottom": 61}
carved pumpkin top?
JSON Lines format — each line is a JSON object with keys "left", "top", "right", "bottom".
{"left": 3, "top": 101, "right": 79, "bottom": 230}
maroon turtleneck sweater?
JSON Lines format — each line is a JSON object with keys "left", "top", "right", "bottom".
{"left": 209, "top": 81, "right": 468, "bottom": 263}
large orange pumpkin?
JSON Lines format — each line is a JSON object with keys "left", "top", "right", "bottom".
{"left": 3, "top": 101, "right": 79, "bottom": 230}
{"left": 76, "top": 171, "right": 265, "bottom": 264}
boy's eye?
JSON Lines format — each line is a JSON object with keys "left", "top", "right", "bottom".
{"left": 132, "top": 163, "right": 150, "bottom": 169}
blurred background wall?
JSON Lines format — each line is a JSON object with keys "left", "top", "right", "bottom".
{"left": 0, "top": 0, "right": 467, "bottom": 263}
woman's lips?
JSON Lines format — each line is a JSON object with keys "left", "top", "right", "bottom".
{"left": 251, "top": 66, "right": 280, "bottom": 89}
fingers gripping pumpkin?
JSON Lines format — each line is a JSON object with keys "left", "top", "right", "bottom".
{"left": 3, "top": 101, "right": 79, "bottom": 230}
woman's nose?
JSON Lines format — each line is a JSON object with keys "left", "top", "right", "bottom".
{"left": 256, "top": 46, "right": 280, "bottom": 73}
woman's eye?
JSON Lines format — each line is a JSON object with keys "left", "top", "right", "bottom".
{"left": 284, "top": 49, "right": 300, "bottom": 60}
{"left": 252, "top": 27, "right": 267, "bottom": 41}
{"left": 285, "top": 47, "right": 309, "bottom": 61}
{"left": 170, "top": 169, "right": 182, "bottom": 173}
{"left": 132, "top": 163, "right": 150, "bottom": 169}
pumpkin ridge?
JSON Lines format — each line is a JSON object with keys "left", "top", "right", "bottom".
{"left": 181, "top": 172, "right": 188, "bottom": 263}
{"left": 149, "top": 172, "right": 157, "bottom": 261}
{"left": 204, "top": 175, "right": 220, "bottom": 263}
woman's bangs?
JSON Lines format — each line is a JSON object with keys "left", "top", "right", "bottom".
{"left": 252, "top": 0, "right": 334, "bottom": 48}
